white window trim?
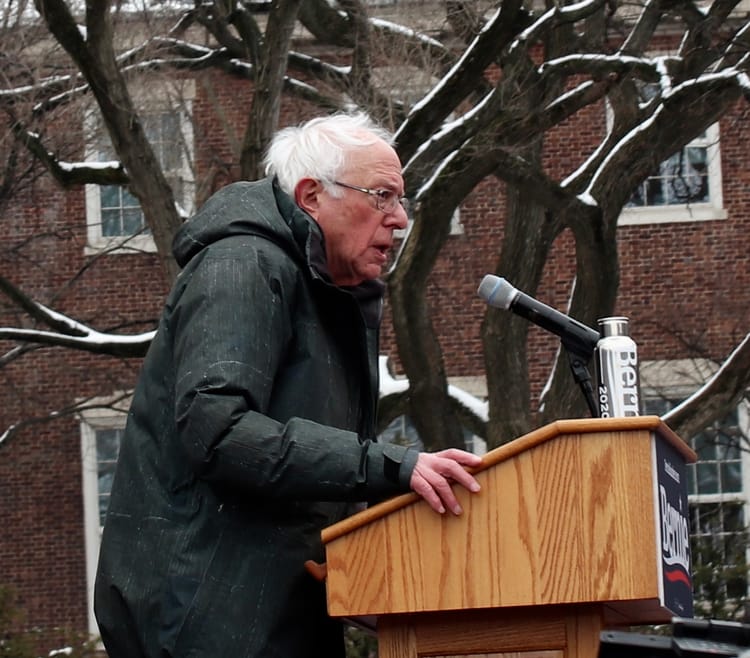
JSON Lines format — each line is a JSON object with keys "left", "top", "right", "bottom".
{"left": 603, "top": 63, "right": 726, "bottom": 226}
{"left": 620, "top": 203, "right": 727, "bottom": 226}
{"left": 79, "top": 395, "right": 130, "bottom": 638}
{"left": 619, "top": 123, "right": 726, "bottom": 225}
{"left": 84, "top": 80, "right": 195, "bottom": 255}
{"left": 83, "top": 184, "right": 160, "bottom": 254}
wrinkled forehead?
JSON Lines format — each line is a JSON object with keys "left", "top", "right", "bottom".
{"left": 343, "top": 138, "right": 404, "bottom": 181}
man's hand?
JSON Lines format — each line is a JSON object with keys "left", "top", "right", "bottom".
{"left": 409, "top": 449, "right": 482, "bottom": 515}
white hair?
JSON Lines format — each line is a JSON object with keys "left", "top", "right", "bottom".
{"left": 264, "top": 113, "right": 394, "bottom": 196}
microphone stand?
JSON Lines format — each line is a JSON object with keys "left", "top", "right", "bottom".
{"left": 564, "top": 344, "right": 599, "bottom": 418}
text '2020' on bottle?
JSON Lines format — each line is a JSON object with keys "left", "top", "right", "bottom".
{"left": 595, "top": 317, "right": 640, "bottom": 418}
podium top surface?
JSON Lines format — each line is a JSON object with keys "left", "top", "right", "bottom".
{"left": 322, "top": 415, "right": 695, "bottom": 545}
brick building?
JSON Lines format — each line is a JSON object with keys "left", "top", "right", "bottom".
{"left": 1, "top": 6, "right": 749, "bottom": 652}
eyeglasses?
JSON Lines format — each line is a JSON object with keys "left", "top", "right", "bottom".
{"left": 333, "top": 181, "right": 409, "bottom": 214}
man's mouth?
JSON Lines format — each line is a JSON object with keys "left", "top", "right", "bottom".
{"left": 374, "top": 244, "right": 390, "bottom": 261}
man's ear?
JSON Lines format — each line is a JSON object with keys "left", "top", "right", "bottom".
{"left": 295, "top": 178, "right": 323, "bottom": 219}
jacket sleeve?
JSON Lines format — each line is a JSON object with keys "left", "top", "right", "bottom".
{"left": 171, "top": 243, "right": 417, "bottom": 501}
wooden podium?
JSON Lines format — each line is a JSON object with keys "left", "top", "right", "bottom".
{"left": 317, "top": 416, "right": 697, "bottom": 658}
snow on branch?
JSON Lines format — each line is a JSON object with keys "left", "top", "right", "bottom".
{"left": 0, "top": 76, "right": 73, "bottom": 101}
{"left": 118, "top": 40, "right": 334, "bottom": 106}
{"left": 10, "top": 122, "right": 128, "bottom": 187}
{"left": 0, "top": 325, "right": 155, "bottom": 357}
{"left": 0, "top": 274, "right": 154, "bottom": 358}
{"left": 406, "top": 5, "right": 502, "bottom": 121}
{"left": 369, "top": 17, "right": 446, "bottom": 51}
{"left": 538, "top": 53, "right": 663, "bottom": 82}
{"left": 664, "top": 332, "right": 750, "bottom": 438}
{"left": 577, "top": 66, "right": 748, "bottom": 204}
{"left": 509, "top": 0, "right": 605, "bottom": 54}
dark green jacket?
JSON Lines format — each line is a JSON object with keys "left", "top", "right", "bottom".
{"left": 94, "top": 178, "right": 419, "bottom": 658}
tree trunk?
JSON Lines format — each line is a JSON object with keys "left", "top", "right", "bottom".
{"left": 240, "top": 0, "right": 302, "bottom": 180}
{"left": 35, "top": 0, "right": 182, "bottom": 282}
{"left": 389, "top": 199, "right": 465, "bottom": 452}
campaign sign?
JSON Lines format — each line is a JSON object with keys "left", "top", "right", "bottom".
{"left": 654, "top": 437, "right": 694, "bottom": 617}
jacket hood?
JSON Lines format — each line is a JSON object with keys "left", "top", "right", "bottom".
{"left": 172, "top": 178, "right": 323, "bottom": 272}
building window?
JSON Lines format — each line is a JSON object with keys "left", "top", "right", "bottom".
{"left": 686, "top": 410, "right": 748, "bottom": 607}
{"left": 620, "top": 123, "right": 724, "bottom": 225}
{"left": 80, "top": 402, "right": 128, "bottom": 636}
{"left": 84, "top": 81, "right": 195, "bottom": 253}
{"left": 628, "top": 135, "right": 711, "bottom": 208}
{"left": 645, "top": 389, "right": 749, "bottom": 612}
{"left": 99, "top": 184, "right": 145, "bottom": 238}
{"left": 688, "top": 414, "right": 743, "bottom": 498}
{"left": 91, "top": 427, "right": 123, "bottom": 526}
{"left": 690, "top": 501, "right": 748, "bottom": 603}
{"left": 612, "top": 76, "right": 725, "bottom": 225}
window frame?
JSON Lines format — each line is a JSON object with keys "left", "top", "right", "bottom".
{"left": 79, "top": 397, "right": 129, "bottom": 637}
{"left": 619, "top": 122, "right": 726, "bottom": 226}
{"left": 83, "top": 80, "right": 195, "bottom": 255}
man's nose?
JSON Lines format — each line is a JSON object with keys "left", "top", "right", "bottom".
{"left": 385, "top": 203, "right": 409, "bottom": 230}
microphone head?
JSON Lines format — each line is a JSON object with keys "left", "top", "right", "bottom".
{"left": 477, "top": 275, "right": 517, "bottom": 310}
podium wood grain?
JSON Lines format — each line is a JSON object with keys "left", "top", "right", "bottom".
{"left": 321, "top": 417, "right": 696, "bottom": 658}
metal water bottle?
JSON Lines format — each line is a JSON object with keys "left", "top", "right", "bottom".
{"left": 595, "top": 317, "right": 640, "bottom": 418}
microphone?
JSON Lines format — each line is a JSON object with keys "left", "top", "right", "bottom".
{"left": 477, "top": 274, "right": 601, "bottom": 359}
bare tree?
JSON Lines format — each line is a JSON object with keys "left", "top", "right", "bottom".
{"left": 1, "top": 0, "right": 749, "bottom": 453}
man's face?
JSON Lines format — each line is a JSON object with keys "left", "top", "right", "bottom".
{"left": 300, "top": 139, "right": 409, "bottom": 287}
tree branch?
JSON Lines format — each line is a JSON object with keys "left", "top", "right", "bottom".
{"left": 395, "top": 0, "right": 526, "bottom": 161}
{"left": 10, "top": 119, "right": 128, "bottom": 187}
{"left": 664, "top": 334, "right": 750, "bottom": 438}
{"left": 0, "top": 274, "right": 153, "bottom": 357}
{"left": 0, "top": 391, "right": 133, "bottom": 450}
{"left": 0, "top": 325, "right": 153, "bottom": 357}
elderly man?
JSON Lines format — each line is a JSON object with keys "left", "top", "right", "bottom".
{"left": 94, "top": 113, "right": 481, "bottom": 658}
